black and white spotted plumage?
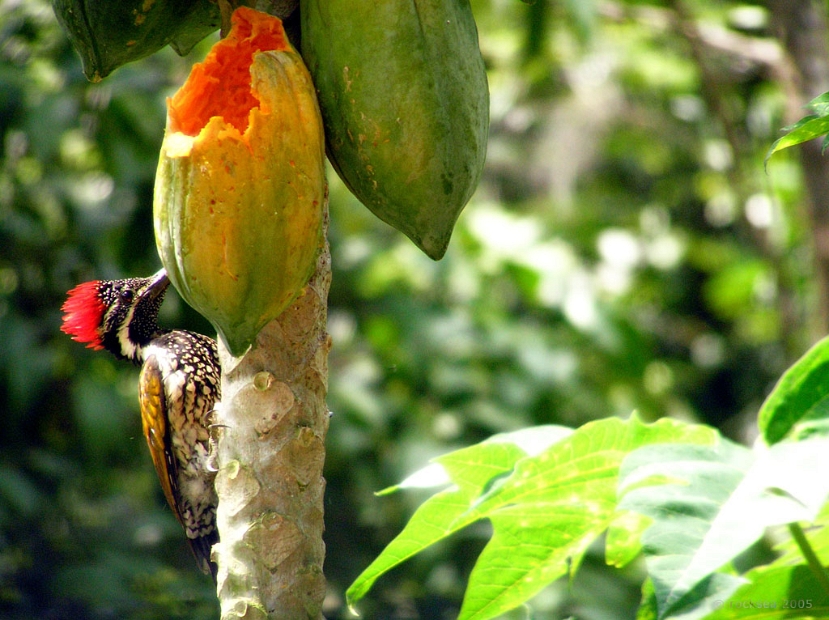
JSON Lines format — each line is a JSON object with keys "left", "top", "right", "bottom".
{"left": 62, "top": 270, "right": 220, "bottom": 580}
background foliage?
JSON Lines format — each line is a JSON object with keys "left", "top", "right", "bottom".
{"left": 0, "top": 0, "right": 825, "bottom": 618}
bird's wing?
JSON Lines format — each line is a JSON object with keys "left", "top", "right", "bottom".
{"left": 138, "top": 354, "right": 184, "bottom": 527}
{"left": 139, "top": 353, "right": 217, "bottom": 579}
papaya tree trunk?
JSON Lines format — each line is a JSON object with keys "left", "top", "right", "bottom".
{"left": 213, "top": 206, "right": 331, "bottom": 620}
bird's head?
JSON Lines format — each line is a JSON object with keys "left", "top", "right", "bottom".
{"left": 61, "top": 269, "right": 170, "bottom": 362}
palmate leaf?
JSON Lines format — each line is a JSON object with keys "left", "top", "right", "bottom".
{"left": 347, "top": 415, "right": 717, "bottom": 620}
{"left": 606, "top": 509, "right": 652, "bottom": 569}
{"left": 346, "top": 425, "right": 575, "bottom": 609}
{"left": 698, "top": 501, "right": 829, "bottom": 618}
{"left": 619, "top": 442, "right": 751, "bottom": 619}
{"left": 636, "top": 573, "right": 745, "bottom": 620}
{"left": 773, "top": 501, "right": 829, "bottom": 568}
{"left": 698, "top": 501, "right": 829, "bottom": 619}
{"left": 701, "top": 564, "right": 829, "bottom": 619}
{"left": 757, "top": 335, "right": 829, "bottom": 444}
{"left": 456, "top": 417, "right": 715, "bottom": 620}
{"left": 619, "top": 438, "right": 829, "bottom": 619}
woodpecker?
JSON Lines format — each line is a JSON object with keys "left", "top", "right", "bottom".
{"left": 61, "top": 269, "right": 220, "bottom": 580}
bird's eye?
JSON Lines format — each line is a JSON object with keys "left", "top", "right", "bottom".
{"left": 120, "top": 289, "right": 134, "bottom": 302}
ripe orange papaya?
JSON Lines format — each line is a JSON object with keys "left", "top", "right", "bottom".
{"left": 300, "top": 0, "right": 489, "bottom": 260}
{"left": 51, "top": 0, "right": 220, "bottom": 81}
{"left": 154, "top": 7, "right": 325, "bottom": 356}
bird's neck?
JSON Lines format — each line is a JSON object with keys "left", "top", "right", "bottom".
{"left": 111, "top": 325, "right": 170, "bottom": 364}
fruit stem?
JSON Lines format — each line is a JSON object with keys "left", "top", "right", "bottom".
{"left": 218, "top": 0, "right": 239, "bottom": 38}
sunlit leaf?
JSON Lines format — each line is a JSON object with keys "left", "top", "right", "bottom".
{"left": 619, "top": 438, "right": 829, "bottom": 618}
{"left": 636, "top": 578, "right": 659, "bottom": 620}
{"left": 806, "top": 91, "right": 829, "bottom": 117}
{"left": 758, "top": 335, "right": 829, "bottom": 444}
{"left": 346, "top": 425, "right": 573, "bottom": 609}
{"left": 606, "top": 509, "right": 651, "bottom": 569}
{"left": 708, "top": 501, "right": 829, "bottom": 618}
{"left": 773, "top": 502, "right": 829, "bottom": 568}
{"left": 765, "top": 90, "right": 829, "bottom": 165}
{"left": 702, "top": 564, "right": 829, "bottom": 619}
{"left": 348, "top": 416, "right": 716, "bottom": 619}
{"left": 453, "top": 416, "right": 716, "bottom": 620}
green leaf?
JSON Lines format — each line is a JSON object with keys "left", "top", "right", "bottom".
{"left": 619, "top": 442, "right": 751, "bottom": 618}
{"left": 765, "top": 91, "right": 829, "bottom": 165}
{"left": 346, "top": 425, "right": 573, "bottom": 610}
{"left": 753, "top": 439, "right": 829, "bottom": 520}
{"left": 806, "top": 91, "right": 829, "bottom": 117}
{"left": 702, "top": 564, "right": 829, "bottom": 619}
{"left": 758, "top": 335, "right": 829, "bottom": 444}
{"left": 619, "top": 438, "right": 829, "bottom": 618}
{"left": 454, "top": 416, "right": 716, "bottom": 620}
{"left": 606, "top": 509, "right": 651, "bottom": 568}
{"left": 766, "top": 115, "right": 829, "bottom": 168}
{"left": 773, "top": 501, "right": 829, "bottom": 568}
{"left": 346, "top": 442, "right": 522, "bottom": 610}
{"left": 723, "top": 502, "right": 829, "bottom": 618}
{"left": 637, "top": 578, "right": 659, "bottom": 620}
{"left": 347, "top": 417, "right": 717, "bottom": 619}
{"left": 664, "top": 573, "right": 745, "bottom": 620}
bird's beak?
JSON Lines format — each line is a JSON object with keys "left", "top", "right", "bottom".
{"left": 143, "top": 269, "right": 171, "bottom": 301}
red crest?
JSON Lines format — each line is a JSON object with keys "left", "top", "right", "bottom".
{"left": 61, "top": 281, "right": 106, "bottom": 350}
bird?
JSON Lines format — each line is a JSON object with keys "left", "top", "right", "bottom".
{"left": 61, "top": 269, "right": 220, "bottom": 580}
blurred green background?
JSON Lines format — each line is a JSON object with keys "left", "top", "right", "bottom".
{"left": 1, "top": 0, "right": 826, "bottom": 618}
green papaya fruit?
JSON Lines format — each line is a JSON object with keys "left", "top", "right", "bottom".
{"left": 300, "top": 0, "right": 489, "bottom": 260}
{"left": 51, "top": 0, "right": 220, "bottom": 81}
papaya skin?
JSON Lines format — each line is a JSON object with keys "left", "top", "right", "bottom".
{"left": 52, "top": 0, "right": 220, "bottom": 81}
{"left": 154, "top": 7, "right": 325, "bottom": 356}
{"left": 300, "top": 0, "right": 489, "bottom": 260}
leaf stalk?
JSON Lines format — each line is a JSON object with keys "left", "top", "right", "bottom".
{"left": 788, "top": 522, "right": 829, "bottom": 597}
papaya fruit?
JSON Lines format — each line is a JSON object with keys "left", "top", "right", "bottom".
{"left": 51, "top": 0, "right": 221, "bottom": 81}
{"left": 300, "top": 0, "right": 489, "bottom": 260}
{"left": 154, "top": 7, "right": 325, "bottom": 356}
